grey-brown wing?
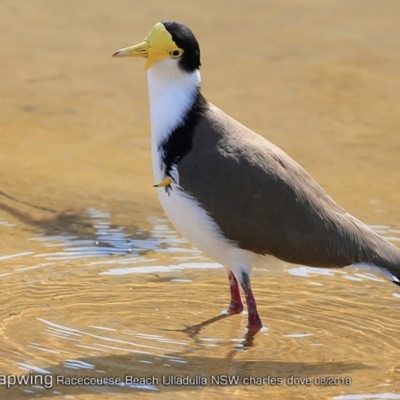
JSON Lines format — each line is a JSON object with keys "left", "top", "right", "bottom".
{"left": 178, "top": 107, "right": 395, "bottom": 269}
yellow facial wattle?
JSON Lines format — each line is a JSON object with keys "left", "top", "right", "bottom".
{"left": 112, "top": 22, "right": 184, "bottom": 70}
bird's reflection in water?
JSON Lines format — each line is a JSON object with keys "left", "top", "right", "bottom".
{"left": 160, "top": 313, "right": 260, "bottom": 349}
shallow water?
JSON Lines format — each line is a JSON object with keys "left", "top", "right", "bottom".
{"left": 1, "top": 207, "right": 400, "bottom": 399}
{"left": 1, "top": 1, "right": 400, "bottom": 399}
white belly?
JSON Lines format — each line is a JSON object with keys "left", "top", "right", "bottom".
{"left": 155, "top": 180, "right": 266, "bottom": 274}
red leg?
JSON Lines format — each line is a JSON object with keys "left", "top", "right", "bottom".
{"left": 240, "top": 271, "right": 262, "bottom": 332}
{"left": 227, "top": 271, "right": 244, "bottom": 314}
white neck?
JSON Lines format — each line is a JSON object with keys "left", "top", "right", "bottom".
{"left": 147, "top": 58, "right": 201, "bottom": 181}
{"left": 147, "top": 59, "right": 201, "bottom": 147}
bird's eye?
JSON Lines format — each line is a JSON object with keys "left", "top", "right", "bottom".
{"left": 169, "top": 49, "right": 184, "bottom": 59}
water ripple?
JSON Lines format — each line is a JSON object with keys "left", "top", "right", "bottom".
{"left": 27, "top": 208, "right": 199, "bottom": 262}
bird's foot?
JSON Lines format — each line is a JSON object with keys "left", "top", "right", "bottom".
{"left": 247, "top": 314, "right": 263, "bottom": 334}
{"left": 239, "top": 271, "right": 263, "bottom": 333}
{"left": 227, "top": 300, "right": 244, "bottom": 315}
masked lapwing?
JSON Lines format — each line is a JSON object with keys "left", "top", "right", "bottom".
{"left": 113, "top": 21, "right": 400, "bottom": 332}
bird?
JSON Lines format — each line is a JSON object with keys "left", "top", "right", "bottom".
{"left": 113, "top": 21, "right": 400, "bottom": 333}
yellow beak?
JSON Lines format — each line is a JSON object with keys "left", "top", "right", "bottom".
{"left": 112, "top": 42, "right": 148, "bottom": 59}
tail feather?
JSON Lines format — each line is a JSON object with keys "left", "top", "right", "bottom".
{"left": 344, "top": 215, "right": 400, "bottom": 285}
{"left": 371, "top": 237, "right": 400, "bottom": 285}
